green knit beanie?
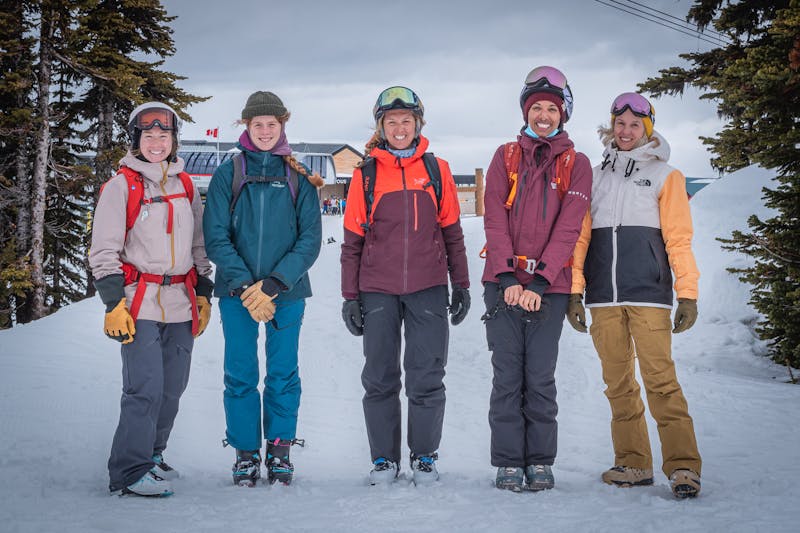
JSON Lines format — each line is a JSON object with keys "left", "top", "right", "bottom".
{"left": 241, "top": 91, "right": 287, "bottom": 120}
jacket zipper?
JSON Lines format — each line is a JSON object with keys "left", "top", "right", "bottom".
{"left": 414, "top": 193, "right": 418, "bottom": 232}
{"left": 402, "top": 164, "right": 409, "bottom": 293}
{"left": 256, "top": 153, "right": 267, "bottom": 276}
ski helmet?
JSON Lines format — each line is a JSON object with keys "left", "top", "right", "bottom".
{"left": 519, "top": 66, "right": 573, "bottom": 123}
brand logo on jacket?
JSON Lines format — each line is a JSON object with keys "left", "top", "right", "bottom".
{"left": 414, "top": 177, "right": 427, "bottom": 187}
{"left": 634, "top": 178, "right": 652, "bottom": 187}
{"left": 271, "top": 182, "right": 286, "bottom": 189}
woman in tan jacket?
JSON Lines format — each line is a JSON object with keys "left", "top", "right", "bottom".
{"left": 89, "top": 102, "right": 213, "bottom": 497}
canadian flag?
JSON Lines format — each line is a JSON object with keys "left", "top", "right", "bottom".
{"left": 205, "top": 128, "right": 218, "bottom": 138}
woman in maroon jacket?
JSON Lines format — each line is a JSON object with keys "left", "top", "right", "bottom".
{"left": 482, "top": 66, "right": 592, "bottom": 492}
{"left": 340, "top": 87, "right": 470, "bottom": 486}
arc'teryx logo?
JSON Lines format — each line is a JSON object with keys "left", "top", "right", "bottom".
{"left": 634, "top": 178, "right": 652, "bottom": 187}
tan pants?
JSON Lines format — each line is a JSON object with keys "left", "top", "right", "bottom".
{"left": 590, "top": 306, "right": 701, "bottom": 477}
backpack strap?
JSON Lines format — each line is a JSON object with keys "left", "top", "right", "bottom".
{"left": 503, "top": 142, "right": 522, "bottom": 210}
{"left": 360, "top": 156, "right": 377, "bottom": 232}
{"left": 116, "top": 166, "right": 145, "bottom": 231}
{"left": 230, "top": 153, "right": 299, "bottom": 213}
{"left": 421, "top": 152, "right": 443, "bottom": 211}
{"left": 554, "top": 147, "right": 576, "bottom": 200}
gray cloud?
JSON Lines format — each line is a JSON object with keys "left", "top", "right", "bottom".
{"left": 162, "top": 0, "right": 722, "bottom": 177}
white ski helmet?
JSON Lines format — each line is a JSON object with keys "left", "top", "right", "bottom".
{"left": 128, "top": 101, "right": 182, "bottom": 156}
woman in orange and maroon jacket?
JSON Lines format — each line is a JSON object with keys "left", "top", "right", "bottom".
{"left": 340, "top": 87, "right": 469, "bottom": 486}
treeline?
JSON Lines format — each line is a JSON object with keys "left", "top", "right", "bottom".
{"left": 0, "top": 0, "right": 205, "bottom": 328}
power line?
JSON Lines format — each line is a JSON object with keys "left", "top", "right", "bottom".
{"left": 593, "top": 0, "right": 731, "bottom": 47}
{"left": 620, "top": 0, "right": 730, "bottom": 41}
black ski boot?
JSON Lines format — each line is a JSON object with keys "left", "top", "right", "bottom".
{"left": 266, "top": 438, "right": 304, "bottom": 485}
{"left": 232, "top": 449, "right": 261, "bottom": 487}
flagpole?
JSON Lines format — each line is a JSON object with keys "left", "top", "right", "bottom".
{"left": 216, "top": 126, "right": 220, "bottom": 167}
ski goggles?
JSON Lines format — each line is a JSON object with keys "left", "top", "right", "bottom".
{"left": 134, "top": 107, "right": 176, "bottom": 131}
{"left": 373, "top": 86, "right": 424, "bottom": 118}
{"left": 523, "top": 66, "right": 568, "bottom": 91}
{"left": 610, "top": 92, "right": 655, "bottom": 123}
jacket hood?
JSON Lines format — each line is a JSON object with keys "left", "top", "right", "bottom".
{"left": 119, "top": 151, "right": 185, "bottom": 184}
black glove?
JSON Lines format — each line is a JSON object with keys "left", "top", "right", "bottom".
{"left": 341, "top": 299, "right": 364, "bottom": 336}
{"left": 449, "top": 286, "right": 471, "bottom": 326}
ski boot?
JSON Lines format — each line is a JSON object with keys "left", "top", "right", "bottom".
{"left": 122, "top": 470, "right": 173, "bottom": 497}
{"left": 495, "top": 467, "right": 525, "bottom": 492}
{"left": 232, "top": 449, "right": 261, "bottom": 487}
{"left": 369, "top": 457, "right": 399, "bottom": 486}
{"left": 410, "top": 452, "right": 439, "bottom": 486}
{"left": 151, "top": 452, "right": 179, "bottom": 480}
{"left": 525, "top": 464, "right": 554, "bottom": 491}
{"left": 266, "top": 438, "right": 301, "bottom": 485}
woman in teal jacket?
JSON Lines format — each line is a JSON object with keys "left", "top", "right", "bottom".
{"left": 202, "top": 91, "right": 322, "bottom": 487}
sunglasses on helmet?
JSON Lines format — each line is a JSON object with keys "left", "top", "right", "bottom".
{"left": 373, "top": 86, "right": 424, "bottom": 118}
{"left": 134, "top": 108, "right": 176, "bottom": 131}
{"left": 611, "top": 92, "right": 655, "bottom": 123}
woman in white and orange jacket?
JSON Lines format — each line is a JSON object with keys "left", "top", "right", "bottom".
{"left": 569, "top": 92, "right": 702, "bottom": 499}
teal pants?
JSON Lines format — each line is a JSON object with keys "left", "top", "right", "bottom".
{"left": 219, "top": 296, "right": 305, "bottom": 451}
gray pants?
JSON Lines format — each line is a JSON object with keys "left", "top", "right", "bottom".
{"left": 108, "top": 320, "right": 193, "bottom": 492}
{"left": 483, "top": 284, "right": 567, "bottom": 467}
{"left": 360, "top": 285, "right": 449, "bottom": 463}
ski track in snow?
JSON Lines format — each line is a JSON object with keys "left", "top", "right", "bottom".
{"left": 1, "top": 166, "right": 799, "bottom": 532}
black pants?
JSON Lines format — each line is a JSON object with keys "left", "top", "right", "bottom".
{"left": 483, "top": 283, "right": 567, "bottom": 467}
{"left": 360, "top": 285, "right": 449, "bottom": 463}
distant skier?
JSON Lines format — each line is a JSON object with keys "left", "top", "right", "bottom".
{"left": 90, "top": 102, "right": 214, "bottom": 497}
{"left": 569, "top": 92, "right": 702, "bottom": 498}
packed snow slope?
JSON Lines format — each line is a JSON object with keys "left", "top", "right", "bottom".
{"left": 1, "top": 166, "right": 798, "bottom": 533}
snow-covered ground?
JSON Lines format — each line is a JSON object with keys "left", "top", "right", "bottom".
{"left": 1, "top": 166, "right": 798, "bottom": 533}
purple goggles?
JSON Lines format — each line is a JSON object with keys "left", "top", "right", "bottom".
{"left": 611, "top": 92, "right": 655, "bottom": 123}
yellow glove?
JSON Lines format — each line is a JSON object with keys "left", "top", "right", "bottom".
{"left": 196, "top": 296, "right": 212, "bottom": 337}
{"left": 104, "top": 298, "right": 136, "bottom": 344}
{"left": 241, "top": 281, "right": 276, "bottom": 323}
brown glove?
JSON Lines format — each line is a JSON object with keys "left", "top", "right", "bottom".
{"left": 566, "top": 293, "right": 587, "bottom": 333}
{"left": 241, "top": 281, "right": 276, "bottom": 323}
{"left": 196, "top": 296, "right": 212, "bottom": 337}
{"left": 104, "top": 298, "right": 136, "bottom": 344}
{"left": 672, "top": 298, "right": 698, "bottom": 333}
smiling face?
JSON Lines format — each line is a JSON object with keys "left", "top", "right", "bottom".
{"left": 382, "top": 109, "right": 416, "bottom": 150}
{"left": 138, "top": 128, "right": 173, "bottom": 163}
{"left": 613, "top": 109, "right": 647, "bottom": 151}
{"left": 526, "top": 100, "right": 561, "bottom": 137}
{"left": 248, "top": 115, "right": 282, "bottom": 151}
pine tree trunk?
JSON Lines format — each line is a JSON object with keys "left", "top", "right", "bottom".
{"left": 13, "top": 144, "right": 33, "bottom": 324}
{"left": 29, "top": 10, "right": 55, "bottom": 320}
{"left": 85, "top": 89, "right": 116, "bottom": 298}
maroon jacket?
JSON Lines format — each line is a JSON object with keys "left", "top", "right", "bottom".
{"left": 341, "top": 136, "right": 469, "bottom": 299}
{"left": 481, "top": 131, "right": 591, "bottom": 293}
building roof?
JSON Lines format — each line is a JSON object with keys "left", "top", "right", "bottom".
{"left": 181, "top": 140, "right": 363, "bottom": 159}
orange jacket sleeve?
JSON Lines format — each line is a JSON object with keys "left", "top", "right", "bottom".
{"left": 659, "top": 170, "right": 699, "bottom": 300}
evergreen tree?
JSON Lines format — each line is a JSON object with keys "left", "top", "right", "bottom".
{"left": 68, "top": 0, "right": 208, "bottom": 296}
{"left": 640, "top": 1, "right": 800, "bottom": 373}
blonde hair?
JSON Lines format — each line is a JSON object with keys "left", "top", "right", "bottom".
{"left": 238, "top": 114, "right": 324, "bottom": 187}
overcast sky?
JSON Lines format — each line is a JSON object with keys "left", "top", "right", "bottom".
{"left": 160, "top": 0, "right": 725, "bottom": 177}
